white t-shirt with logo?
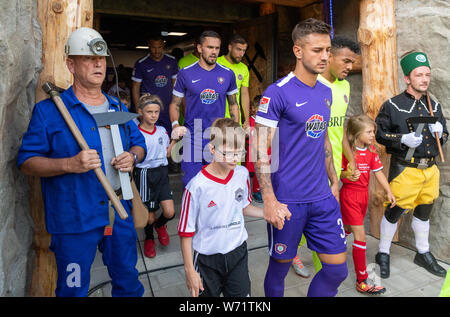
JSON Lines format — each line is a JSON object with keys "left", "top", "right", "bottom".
{"left": 135, "top": 124, "right": 170, "bottom": 169}
{"left": 178, "top": 165, "right": 252, "bottom": 255}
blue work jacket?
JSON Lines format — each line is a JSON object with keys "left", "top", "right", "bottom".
{"left": 17, "top": 86, "right": 146, "bottom": 234}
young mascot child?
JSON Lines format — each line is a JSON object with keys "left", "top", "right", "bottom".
{"left": 178, "top": 118, "right": 290, "bottom": 297}
{"left": 340, "top": 114, "right": 396, "bottom": 295}
{"left": 133, "top": 94, "right": 176, "bottom": 258}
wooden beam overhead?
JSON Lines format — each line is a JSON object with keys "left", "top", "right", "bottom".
{"left": 237, "top": 0, "right": 320, "bottom": 8}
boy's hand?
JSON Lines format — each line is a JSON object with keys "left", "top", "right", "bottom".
{"left": 185, "top": 268, "right": 204, "bottom": 297}
{"left": 387, "top": 192, "right": 396, "bottom": 208}
{"left": 275, "top": 208, "right": 291, "bottom": 230}
{"left": 264, "top": 198, "right": 291, "bottom": 230}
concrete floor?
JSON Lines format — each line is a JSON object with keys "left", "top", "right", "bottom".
{"left": 88, "top": 173, "right": 449, "bottom": 297}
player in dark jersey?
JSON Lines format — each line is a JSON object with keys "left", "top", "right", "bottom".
{"left": 169, "top": 30, "right": 240, "bottom": 188}
{"left": 255, "top": 19, "right": 348, "bottom": 297}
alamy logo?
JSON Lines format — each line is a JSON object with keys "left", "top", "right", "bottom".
{"left": 66, "top": 263, "right": 81, "bottom": 288}
{"left": 168, "top": 120, "right": 279, "bottom": 173}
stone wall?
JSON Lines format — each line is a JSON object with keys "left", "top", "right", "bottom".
{"left": 0, "top": 0, "right": 41, "bottom": 296}
{"left": 334, "top": 0, "right": 449, "bottom": 263}
{"left": 395, "top": 0, "right": 450, "bottom": 262}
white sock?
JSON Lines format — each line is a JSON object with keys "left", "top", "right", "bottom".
{"left": 379, "top": 215, "right": 397, "bottom": 254}
{"left": 411, "top": 216, "right": 430, "bottom": 254}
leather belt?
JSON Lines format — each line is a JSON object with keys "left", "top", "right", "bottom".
{"left": 394, "top": 156, "right": 436, "bottom": 170}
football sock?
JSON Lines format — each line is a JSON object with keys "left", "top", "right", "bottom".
{"left": 144, "top": 223, "right": 154, "bottom": 240}
{"left": 155, "top": 213, "right": 174, "bottom": 228}
{"left": 307, "top": 262, "right": 348, "bottom": 297}
{"left": 352, "top": 240, "right": 368, "bottom": 283}
{"left": 264, "top": 257, "right": 291, "bottom": 297}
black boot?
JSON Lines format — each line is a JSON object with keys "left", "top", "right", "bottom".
{"left": 375, "top": 252, "right": 390, "bottom": 279}
{"left": 414, "top": 252, "right": 446, "bottom": 277}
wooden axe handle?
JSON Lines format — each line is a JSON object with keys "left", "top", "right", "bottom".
{"left": 42, "top": 82, "right": 128, "bottom": 220}
{"left": 426, "top": 92, "right": 445, "bottom": 162}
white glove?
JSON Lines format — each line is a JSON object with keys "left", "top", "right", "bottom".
{"left": 401, "top": 132, "right": 423, "bottom": 148}
{"left": 428, "top": 121, "right": 443, "bottom": 139}
{"left": 171, "top": 126, "right": 187, "bottom": 140}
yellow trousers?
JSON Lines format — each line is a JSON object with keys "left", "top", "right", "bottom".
{"left": 386, "top": 164, "right": 440, "bottom": 211}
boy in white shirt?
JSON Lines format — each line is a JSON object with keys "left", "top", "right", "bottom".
{"left": 133, "top": 94, "right": 176, "bottom": 258}
{"left": 178, "top": 118, "right": 290, "bottom": 297}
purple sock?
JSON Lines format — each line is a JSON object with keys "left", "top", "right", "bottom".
{"left": 264, "top": 257, "right": 291, "bottom": 297}
{"left": 307, "top": 262, "right": 348, "bottom": 297}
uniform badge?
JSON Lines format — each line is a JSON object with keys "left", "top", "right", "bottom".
{"left": 155, "top": 75, "right": 168, "bottom": 87}
{"left": 200, "top": 88, "right": 219, "bottom": 104}
{"left": 258, "top": 96, "right": 270, "bottom": 114}
{"left": 325, "top": 98, "right": 332, "bottom": 109}
{"left": 238, "top": 74, "right": 243, "bottom": 81}
{"left": 217, "top": 76, "right": 225, "bottom": 84}
{"left": 235, "top": 188, "right": 244, "bottom": 202}
{"left": 158, "top": 137, "right": 163, "bottom": 145}
{"left": 275, "top": 243, "right": 287, "bottom": 255}
{"left": 416, "top": 54, "right": 427, "bottom": 63}
{"left": 305, "top": 114, "right": 327, "bottom": 139}
{"left": 166, "top": 64, "right": 171, "bottom": 70}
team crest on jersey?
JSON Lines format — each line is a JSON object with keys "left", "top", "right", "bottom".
{"left": 217, "top": 76, "right": 225, "bottom": 84}
{"left": 238, "top": 74, "right": 243, "bottom": 81}
{"left": 258, "top": 96, "right": 270, "bottom": 114}
{"left": 235, "top": 188, "right": 244, "bottom": 202}
{"left": 158, "top": 137, "right": 163, "bottom": 145}
{"left": 200, "top": 89, "right": 219, "bottom": 104}
{"left": 155, "top": 75, "right": 168, "bottom": 87}
{"left": 343, "top": 94, "right": 349, "bottom": 104}
{"left": 166, "top": 64, "right": 171, "bottom": 70}
{"left": 325, "top": 98, "right": 332, "bottom": 109}
{"left": 305, "top": 114, "right": 327, "bottom": 138}
{"left": 275, "top": 243, "right": 287, "bottom": 255}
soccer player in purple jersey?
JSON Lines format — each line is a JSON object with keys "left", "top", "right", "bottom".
{"left": 131, "top": 35, "right": 179, "bottom": 136}
{"left": 169, "top": 30, "right": 240, "bottom": 188}
{"left": 255, "top": 18, "right": 348, "bottom": 297}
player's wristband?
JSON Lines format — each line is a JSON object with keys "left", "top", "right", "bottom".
{"left": 171, "top": 120, "right": 179, "bottom": 128}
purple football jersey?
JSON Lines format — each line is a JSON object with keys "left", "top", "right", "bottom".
{"left": 132, "top": 54, "right": 178, "bottom": 123}
{"left": 173, "top": 61, "right": 238, "bottom": 143}
{"left": 255, "top": 72, "right": 333, "bottom": 203}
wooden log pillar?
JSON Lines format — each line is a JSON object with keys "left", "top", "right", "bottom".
{"left": 29, "top": 0, "right": 93, "bottom": 297}
{"left": 357, "top": 0, "right": 400, "bottom": 239}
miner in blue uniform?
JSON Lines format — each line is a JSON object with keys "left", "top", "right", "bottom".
{"left": 17, "top": 27, "right": 146, "bottom": 297}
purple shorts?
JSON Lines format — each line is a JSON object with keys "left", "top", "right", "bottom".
{"left": 267, "top": 194, "right": 347, "bottom": 260}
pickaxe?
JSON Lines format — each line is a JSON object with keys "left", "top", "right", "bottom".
{"left": 244, "top": 42, "right": 266, "bottom": 83}
{"left": 42, "top": 82, "right": 136, "bottom": 220}
{"left": 92, "top": 110, "right": 139, "bottom": 201}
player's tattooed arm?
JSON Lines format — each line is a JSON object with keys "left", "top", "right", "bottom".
{"left": 169, "top": 95, "right": 183, "bottom": 125}
{"left": 325, "top": 131, "right": 339, "bottom": 201}
{"left": 254, "top": 123, "right": 274, "bottom": 197}
{"left": 227, "top": 94, "right": 240, "bottom": 123}
{"left": 255, "top": 123, "right": 291, "bottom": 229}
